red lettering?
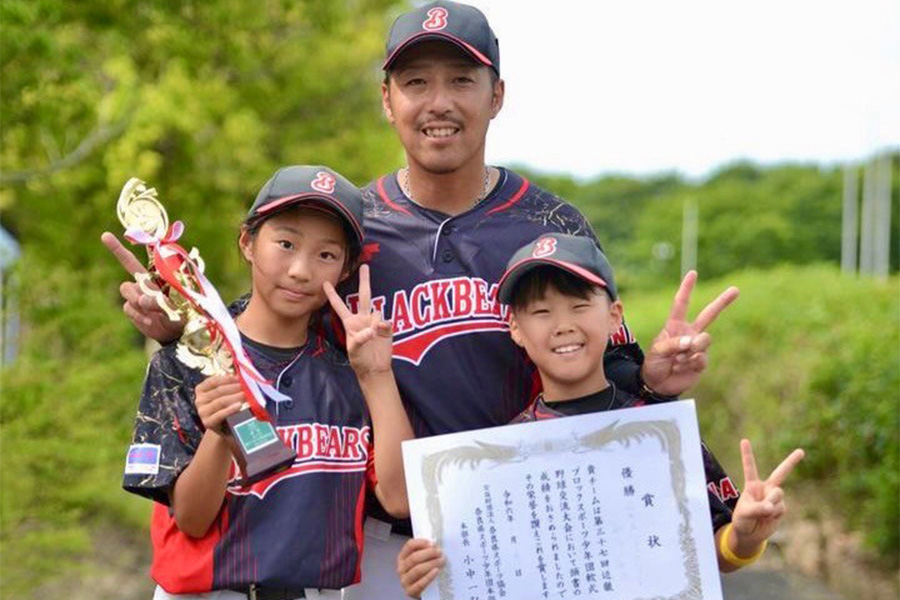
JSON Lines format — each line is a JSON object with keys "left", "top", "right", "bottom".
{"left": 473, "top": 279, "right": 491, "bottom": 315}
{"left": 719, "top": 477, "right": 740, "bottom": 501}
{"left": 410, "top": 285, "right": 432, "bottom": 328}
{"left": 429, "top": 280, "right": 452, "bottom": 320}
{"left": 315, "top": 424, "right": 330, "bottom": 456}
{"left": 392, "top": 290, "right": 412, "bottom": 333}
{"left": 297, "top": 426, "right": 314, "bottom": 458}
{"left": 343, "top": 428, "right": 361, "bottom": 459}
{"left": 346, "top": 294, "right": 360, "bottom": 313}
{"left": 372, "top": 297, "right": 386, "bottom": 318}
{"left": 707, "top": 482, "right": 722, "bottom": 501}
{"left": 452, "top": 279, "right": 473, "bottom": 317}
{"left": 488, "top": 284, "right": 503, "bottom": 318}
{"left": 327, "top": 427, "right": 342, "bottom": 458}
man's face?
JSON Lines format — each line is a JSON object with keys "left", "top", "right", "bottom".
{"left": 382, "top": 40, "right": 504, "bottom": 174}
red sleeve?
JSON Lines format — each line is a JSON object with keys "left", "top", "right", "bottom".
{"left": 365, "top": 437, "right": 378, "bottom": 491}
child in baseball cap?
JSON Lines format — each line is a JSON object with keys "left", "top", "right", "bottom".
{"left": 123, "top": 165, "right": 414, "bottom": 599}
{"left": 396, "top": 233, "right": 804, "bottom": 597}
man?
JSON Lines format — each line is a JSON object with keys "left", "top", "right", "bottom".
{"left": 103, "top": 2, "right": 737, "bottom": 597}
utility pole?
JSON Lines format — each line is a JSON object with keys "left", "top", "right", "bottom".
{"left": 841, "top": 166, "right": 858, "bottom": 275}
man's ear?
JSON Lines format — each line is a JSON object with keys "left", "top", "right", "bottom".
{"left": 490, "top": 78, "right": 505, "bottom": 119}
{"left": 381, "top": 81, "right": 395, "bottom": 124}
{"left": 508, "top": 312, "right": 525, "bottom": 347}
{"left": 238, "top": 228, "right": 254, "bottom": 264}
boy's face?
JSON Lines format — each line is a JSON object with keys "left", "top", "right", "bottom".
{"left": 509, "top": 285, "right": 623, "bottom": 399}
{"left": 382, "top": 40, "right": 504, "bottom": 175}
{"left": 239, "top": 208, "right": 349, "bottom": 322}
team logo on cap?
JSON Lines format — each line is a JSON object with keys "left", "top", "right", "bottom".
{"left": 532, "top": 237, "right": 557, "bottom": 258}
{"left": 311, "top": 171, "right": 336, "bottom": 193}
{"left": 423, "top": 7, "right": 448, "bottom": 31}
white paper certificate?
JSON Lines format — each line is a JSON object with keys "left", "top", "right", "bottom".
{"left": 402, "top": 400, "right": 723, "bottom": 600}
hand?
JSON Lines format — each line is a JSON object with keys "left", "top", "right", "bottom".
{"left": 730, "top": 439, "right": 805, "bottom": 553}
{"left": 397, "top": 538, "right": 445, "bottom": 599}
{"left": 641, "top": 270, "right": 739, "bottom": 396}
{"left": 195, "top": 374, "right": 245, "bottom": 433}
{"left": 323, "top": 265, "right": 393, "bottom": 379}
{"left": 101, "top": 232, "right": 183, "bottom": 343}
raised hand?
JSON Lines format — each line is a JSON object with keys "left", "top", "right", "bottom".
{"left": 730, "top": 439, "right": 805, "bottom": 552}
{"left": 641, "top": 270, "right": 739, "bottom": 396}
{"left": 323, "top": 264, "right": 393, "bottom": 378}
{"left": 397, "top": 538, "right": 445, "bottom": 599}
{"left": 194, "top": 374, "right": 245, "bottom": 433}
{"left": 101, "top": 232, "right": 183, "bottom": 342}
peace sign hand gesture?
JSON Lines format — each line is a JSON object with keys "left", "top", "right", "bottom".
{"left": 730, "top": 439, "right": 805, "bottom": 553}
{"left": 324, "top": 265, "right": 393, "bottom": 379}
{"left": 641, "top": 270, "right": 739, "bottom": 397}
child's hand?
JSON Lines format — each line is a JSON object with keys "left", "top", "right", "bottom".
{"left": 324, "top": 264, "right": 393, "bottom": 379}
{"left": 397, "top": 538, "right": 445, "bottom": 599}
{"left": 195, "top": 374, "right": 245, "bottom": 433}
{"left": 729, "top": 439, "right": 805, "bottom": 554}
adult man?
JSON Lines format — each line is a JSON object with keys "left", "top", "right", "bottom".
{"left": 103, "top": 2, "right": 737, "bottom": 597}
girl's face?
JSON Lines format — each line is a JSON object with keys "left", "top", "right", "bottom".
{"left": 239, "top": 208, "right": 349, "bottom": 323}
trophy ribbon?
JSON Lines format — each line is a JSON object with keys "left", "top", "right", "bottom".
{"left": 125, "top": 224, "right": 289, "bottom": 422}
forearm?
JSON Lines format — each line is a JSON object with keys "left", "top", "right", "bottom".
{"left": 171, "top": 429, "right": 233, "bottom": 537}
{"left": 358, "top": 370, "right": 414, "bottom": 518}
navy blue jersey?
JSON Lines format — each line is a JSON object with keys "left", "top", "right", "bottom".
{"left": 513, "top": 387, "right": 740, "bottom": 532}
{"left": 346, "top": 168, "right": 643, "bottom": 440}
{"left": 122, "top": 329, "right": 373, "bottom": 593}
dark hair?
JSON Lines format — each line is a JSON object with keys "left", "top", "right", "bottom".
{"left": 238, "top": 204, "right": 362, "bottom": 273}
{"left": 383, "top": 64, "right": 500, "bottom": 86}
{"left": 509, "top": 266, "right": 601, "bottom": 311}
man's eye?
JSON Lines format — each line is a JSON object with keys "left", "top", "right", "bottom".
{"left": 404, "top": 78, "right": 426, "bottom": 87}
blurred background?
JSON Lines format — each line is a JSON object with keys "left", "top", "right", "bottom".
{"left": 0, "top": 1, "right": 897, "bottom": 598}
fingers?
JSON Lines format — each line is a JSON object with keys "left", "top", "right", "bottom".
{"left": 357, "top": 264, "right": 371, "bottom": 315}
{"left": 323, "top": 281, "right": 352, "bottom": 321}
{"left": 666, "top": 270, "right": 698, "bottom": 324}
{"left": 740, "top": 439, "right": 760, "bottom": 483}
{"left": 694, "top": 286, "right": 740, "bottom": 332}
{"left": 101, "top": 232, "right": 147, "bottom": 275}
{"left": 651, "top": 334, "right": 693, "bottom": 358}
{"left": 767, "top": 448, "right": 805, "bottom": 487}
{"left": 397, "top": 539, "right": 445, "bottom": 599}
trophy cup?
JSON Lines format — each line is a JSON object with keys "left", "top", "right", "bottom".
{"left": 117, "top": 178, "right": 296, "bottom": 485}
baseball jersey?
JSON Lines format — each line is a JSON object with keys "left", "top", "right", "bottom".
{"left": 348, "top": 167, "right": 644, "bottom": 439}
{"left": 513, "top": 386, "right": 741, "bottom": 532}
{"left": 122, "top": 329, "right": 373, "bottom": 593}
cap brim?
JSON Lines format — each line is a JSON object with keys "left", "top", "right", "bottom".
{"left": 252, "top": 193, "right": 364, "bottom": 247}
{"left": 497, "top": 257, "right": 609, "bottom": 305}
{"left": 383, "top": 31, "right": 493, "bottom": 71}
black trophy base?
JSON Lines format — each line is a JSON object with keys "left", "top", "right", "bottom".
{"left": 224, "top": 408, "right": 295, "bottom": 486}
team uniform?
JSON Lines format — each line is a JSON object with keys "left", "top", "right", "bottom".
{"left": 513, "top": 386, "right": 741, "bottom": 533}
{"left": 123, "top": 327, "right": 372, "bottom": 597}
{"left": 341, "top": 168, "right": 646, "bottom": 597}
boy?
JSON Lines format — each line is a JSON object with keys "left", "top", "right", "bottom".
{"left": 122, "top": 165, "right": 413, "bottom": 599}
{"left": 396, "top": 234, "right": 805, "bottom": 597}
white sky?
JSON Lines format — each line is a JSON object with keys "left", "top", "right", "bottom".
{"left": 463, "top": 0, "right": 900, "bottom": 180}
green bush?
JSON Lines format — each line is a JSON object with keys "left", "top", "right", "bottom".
{"left": 622, "top": 264, "right": 900, "bottom": 565}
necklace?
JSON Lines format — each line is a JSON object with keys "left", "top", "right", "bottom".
{"left": 400, "top": 166, "right": 492, "bottom": 210}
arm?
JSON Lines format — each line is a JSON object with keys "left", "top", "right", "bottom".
{"left": 325, "top": 265, "right": 414, "bottom": 518}
{"left": 170, "top": 374, "right": 244, "bottom": 537}
{"left": 717, "top": 439, "right": 805, "bottom": 572}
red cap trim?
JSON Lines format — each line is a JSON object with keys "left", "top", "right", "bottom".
{"left": 253, "top": 193, "right": 364, "bottom": 245}
{"left": 383, "top": 31, "right": 493, "bottom": 70}
{"left": 497, "top": 257, "right": 608, "bottom": 300}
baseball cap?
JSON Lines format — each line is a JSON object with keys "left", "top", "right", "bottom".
{"left": 248, "top": 165, "right": 364, "bottom": 249}
{"left": 497, "top": 234, "right": 618, "bottom": 304}
{"left": 383, "top": 1, "right": 500, "bottom": 75}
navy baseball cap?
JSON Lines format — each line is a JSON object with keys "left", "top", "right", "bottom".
{"left": 497, "top": 234, "right": 618, "bottom": 304}
{"left": 248, "top": 165, "right": 364, "bottom": 249}
{"left": 383, "top": 1, "right": 500, "bottom": 75}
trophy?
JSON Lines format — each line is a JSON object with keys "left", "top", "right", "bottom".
{"left": 117, "top": 178, "right": 296, "bottom": 485}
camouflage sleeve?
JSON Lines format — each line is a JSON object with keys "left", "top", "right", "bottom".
{"left": 122, "top": 348, "right": 205, "bottom": 505}
{"left": 701, "top": 441, "right": 741, "bottom": 531}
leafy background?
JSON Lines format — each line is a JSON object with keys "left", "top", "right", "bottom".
{"left": 1, "top": 0, "right": 898, "bottom": 597}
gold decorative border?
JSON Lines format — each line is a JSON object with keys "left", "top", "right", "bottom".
{"left": 419, "top": 419, "right": 702, "bottom": 600}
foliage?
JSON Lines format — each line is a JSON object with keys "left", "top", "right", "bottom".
{"left": 622, "top": 265, "right": 900, "bottom": 565}
{"left": 0, "top": 0, "right": 405, "bottom": 595}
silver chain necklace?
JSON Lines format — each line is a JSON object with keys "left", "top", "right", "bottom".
{"left": 400, "top": 166, "right": 492, "bottom": 210}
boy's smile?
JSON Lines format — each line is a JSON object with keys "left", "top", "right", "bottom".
{"left": 510, "top": 286, "right": 623, "bottom": 402}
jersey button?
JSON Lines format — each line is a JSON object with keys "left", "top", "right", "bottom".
{"left": 281, "top": 375, "right": 293, "bottom": 387}
{"left": 441, "top": 225, "right": 454, "bottom": 235}
{"left": 441, "top": 249, "right": 454, "bottom": 263}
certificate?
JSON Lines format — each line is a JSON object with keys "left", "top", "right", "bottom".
{"left": 402, "top": 400, "right": 723, "bottom": 600}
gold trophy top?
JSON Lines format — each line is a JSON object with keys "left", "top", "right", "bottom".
{"left": 117, "top": 177, "right": 169, "bottom": 239}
